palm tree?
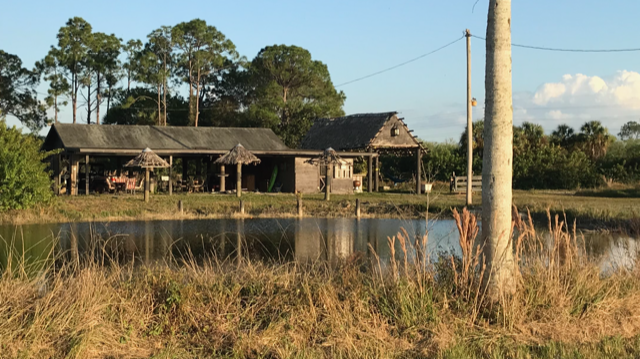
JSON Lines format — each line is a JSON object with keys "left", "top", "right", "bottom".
{"left": 459, "top": 119, "right": 485, "bottom": 157}
{"left": 482, "top": 0, "right": 515, "bottom": 299}
{"left": 551, "top": 124, "right": 575, "bottom": 147}
{"left": 578, "top": 121, "right": 614, "bottom": 160}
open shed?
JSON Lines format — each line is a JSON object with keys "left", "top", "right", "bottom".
{"left": 42, "top": 124, "right": 363, "bottom": 196}
{"left": 300, "top": 112, "right": 424, "bottom": 193}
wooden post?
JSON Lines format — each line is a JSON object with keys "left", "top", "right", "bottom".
{"left": 297, "top": 197, "right": 303, "bottom": 217}
{"left": 236, "top": 162, "right": 242, "bottom": 198}
{"left": 220, "top": 164, "right": 226, "bottom": 192}
{"left": 204, "top": 159, "right": 209, "bottom": 192}
{"left": 70, "top": 154, "right": 79, "bottom": 196}
{"left": 356, "top": 198, "right": 361, "bottom": 219}
{"left": 466, "top": 29, "right": 474, "bottom": 206}
{"left": 53, "top": 154, "right": 61, "bottom": 195}
{"left": 416, "top": 148, "right": 422, "bottom": 195}
{"left": 178, "top": 200, "right": 184, "bottom": 215}
{"left": 85, "top": 155, "right": 90, "bottom": 195}
{"left": 239, "top": 200, "right": 244, "bottom": 215}
{"left": 374, "top": 155, "right": 379, "bottom": 192}
{"left": 325, "top": 163, "right": 331, "bottom": 201}
{"left": 168, "top": 155, "right": 173, "bottom": 196}
{"left": 236, "top": 219, "right": 243, "bottom": 266}
{"left": 144, "top": 168, "right": 150, "bottom": 202}
{"left": 367, "top": 153, "right": 373, "bottom": 193}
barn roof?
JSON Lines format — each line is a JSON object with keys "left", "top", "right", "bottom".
{"left": 300, "top": 112, "right": 420, "bottom": 151}
{"left": 42, "top": 124, "right": 290, "bottom": 153}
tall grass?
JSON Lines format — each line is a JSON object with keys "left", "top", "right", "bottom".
{"left": 2, "top": 210, "right": 640, "bottom": 358}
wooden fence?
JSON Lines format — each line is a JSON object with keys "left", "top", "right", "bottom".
{"left": 450, "top": 172, "right": 482, "bottom": 193}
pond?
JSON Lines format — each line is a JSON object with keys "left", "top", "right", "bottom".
{"left": 0, "top": 218, "right": 638, "bottom": 270}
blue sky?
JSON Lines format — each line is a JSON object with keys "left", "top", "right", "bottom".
{"left": 2, "top": 0, "right": 639, "bottom": 141}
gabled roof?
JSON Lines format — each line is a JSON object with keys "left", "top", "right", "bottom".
{"left": 42, "top": 124, "right": 290, "bottom": 152}
{"left": 300, "top": 112, "right": 420, "bottom": 151}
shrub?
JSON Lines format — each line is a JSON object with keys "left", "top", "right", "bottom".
{"left": 0, "top": 120, "right": 53, "bottom": 210}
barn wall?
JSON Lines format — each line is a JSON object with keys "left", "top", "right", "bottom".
{"left": 295, "top": 157, "right": 319, "bottom": 194}
{"left": 331, "top": 179, "right": 353, "bottom": 194}
{"left": 370, "top": 115, "right": 418, "bottom": 149}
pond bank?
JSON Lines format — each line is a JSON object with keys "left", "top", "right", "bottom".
{"left": 3, "top": 246, "right": 640, "bottom": 358}
{"left": 1, "top": 191, "right": 638, "bottom": 232}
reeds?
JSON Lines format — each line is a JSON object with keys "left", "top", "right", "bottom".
{"left": 2, "top": 211, "right": 640, "bottom": 358}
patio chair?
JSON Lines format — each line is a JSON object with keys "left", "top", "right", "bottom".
{"left": 127, "top": 177, "right": 143, "bottom": 194}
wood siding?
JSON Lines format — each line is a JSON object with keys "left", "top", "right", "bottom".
{"left": 295, "top": 157, "right": 319, "bottom": 194}
{"left": 370, "top": 115, "right": 419, "bottom": 149}
{"left": 332, "top": 179, "right": 353, "bottom": 194}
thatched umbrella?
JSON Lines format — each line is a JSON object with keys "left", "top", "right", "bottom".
{"left": 309, "top": 148, "right": 345, "bottom": 201}
{"left": 215, "top": 144, "right": 261, "bottom": 198}
{"left": 125, "top": 148, "right": 170, "bottom": 202}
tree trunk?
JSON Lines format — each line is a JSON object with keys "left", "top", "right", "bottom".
{"left": 195, "top": 69, "right": 201, "bottom": 127}
{"left": 86, "top": 83, "right": 92, "bottom": 124}
{"left": 163, "top": 54, "right": 168, "bottom": 126}
{"left": 157, "top": 83, "right": 162, "bottom": 125}
{"left": 188, "top": 60, "right": 194, "bottom": 126}
{"left": 72, "top": 77, "right": 78, "bottom": 124}
{"left": 107, "top": 86, "right": 111, "bottom": 117}
{"left": 482, "top": 0, "right": 516, "bottom": 299}
{"left": 54, "top": 94, "right": 58, "bottom": 124}
{"left": 96, "top": 72, "right": 101, "bottom": 125}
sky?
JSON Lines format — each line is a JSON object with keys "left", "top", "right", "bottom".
{"left": 1, "top": 0, "right": 639, "bottom": 142}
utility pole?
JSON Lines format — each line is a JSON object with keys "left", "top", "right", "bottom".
{"left": 466, "top": 29, "right": 474, "bottom": 206}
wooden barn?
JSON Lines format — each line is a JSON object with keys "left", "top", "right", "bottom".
{"left": 300, "top": 112, "right": 424, "bottom": 193}
{"left": 42, "top": 124, "right": 364, "bottom": 196}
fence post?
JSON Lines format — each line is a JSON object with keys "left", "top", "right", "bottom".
{"left": 178, "top": 200, "right": 184, "bottom": 216}
{"left": 297, "top": 197, "right": 303, "bottom": 217}
{"left": 356, "top": 198, "right": 361, "bottom": 219}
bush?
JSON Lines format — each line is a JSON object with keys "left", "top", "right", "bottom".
{"left": 0, "top": 120, "right": 53, "bottom": 210}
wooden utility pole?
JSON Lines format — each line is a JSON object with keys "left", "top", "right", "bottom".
{"left": 466, "top": 29, "right": 473, "bottom": 206}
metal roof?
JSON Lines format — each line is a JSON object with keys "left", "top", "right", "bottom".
{"left": 43, "top": 124, "right": 290, "bottom": 152}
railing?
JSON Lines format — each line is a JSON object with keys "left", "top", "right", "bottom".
{"left": 450, "top": 172, "right": 482, "bottom": 193}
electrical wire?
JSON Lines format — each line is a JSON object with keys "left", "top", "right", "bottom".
{"left": 471, "top": 34, "right": 640, "bottom": 53}
{"left": 335, "top": 36, "right": 465, "bottom": 87}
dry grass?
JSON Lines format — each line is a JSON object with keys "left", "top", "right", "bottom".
{"left": 2, "top": 211, "right": 640, "bottom": 358}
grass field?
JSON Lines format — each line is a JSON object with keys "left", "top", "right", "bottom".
{"left": 1, "top": 183, "right": 639, "bottom": 230}
{"left": 3, "top": 211, "right": 640, "bottom": 358}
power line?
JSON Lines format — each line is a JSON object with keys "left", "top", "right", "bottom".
{"left": 471, "top": 34, "right": 640, "bottom": 53}
{"left": 335, "top": 36, "right": 465, "bottom": 88}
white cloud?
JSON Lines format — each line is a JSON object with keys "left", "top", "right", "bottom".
{"left": 516, "top": 71, "right": 640, "bottom": 135}
{"left": 416, "top": 71, "right": 640, "bottom": 141}
{"left": 547, "top": 110, "right": 569, "bottom": 120}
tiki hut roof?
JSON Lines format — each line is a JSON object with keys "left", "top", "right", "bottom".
{"left": 124, "top": 148, "right": 170, "bottom": 168}
{"left": 43, "top": 124, "right": 289, "bottom": 153}
{"left": 308, "top": 147, "right": 346, "bottom": 166}
{"left": 214, "top": 144, "right": 261, "bottom": 165}
{"left": 300, "top": 112, "right": 421, "bottom": 151}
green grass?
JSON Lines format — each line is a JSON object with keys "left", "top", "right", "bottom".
{"left": 1, "top": 185, "right": 639, "bottom": 230}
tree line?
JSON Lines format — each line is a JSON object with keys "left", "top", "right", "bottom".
{"left": 404, "top": 120, "right": 640, "bottom": 189}
{"left": 0, "top": 17, "right": 346, "bottom": 148}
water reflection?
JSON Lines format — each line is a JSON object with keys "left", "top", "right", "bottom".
{"left": 0, "top": 218, "right": 637, "bottom": 271}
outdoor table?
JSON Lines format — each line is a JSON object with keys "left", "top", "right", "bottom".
{"left": 109, "top": 176, "right": 128, "bottom": 193}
